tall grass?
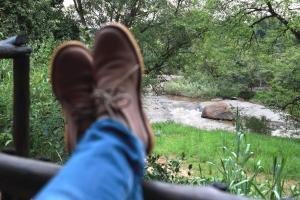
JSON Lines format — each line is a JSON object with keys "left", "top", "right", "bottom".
{"left": 149, "top": 122, "right": 300, "bottom": 199}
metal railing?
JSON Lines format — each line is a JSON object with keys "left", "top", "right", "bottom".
{"left": 0, "top": 36, "right": 252, "bottom": 200}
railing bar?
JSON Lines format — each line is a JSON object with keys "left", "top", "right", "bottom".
{"left": 0, "top": 153, "right": 253, "bottom": 200}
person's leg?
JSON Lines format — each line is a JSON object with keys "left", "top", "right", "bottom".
{"left": 35, "top": 118, "right": 145, "bottom": 200}
{"left": 40, "top": 23, "right": 154, "bottom": 200}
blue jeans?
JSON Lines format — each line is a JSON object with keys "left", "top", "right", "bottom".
{"left": 35, "top": 119, "right": 145, "bottom": 200}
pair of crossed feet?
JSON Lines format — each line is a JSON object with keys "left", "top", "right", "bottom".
{"left": 51, "top": 23, "right": 154, "bottom": 154}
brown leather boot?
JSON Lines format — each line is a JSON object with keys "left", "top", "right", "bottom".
{"left": 93, "top": 23, "right": 154, "bottom": 154}
{"left": 51, "top": 41, "right": 95, "bottom": 153}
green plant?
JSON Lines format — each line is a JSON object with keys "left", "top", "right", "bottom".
{"left": 29, "top": 37, "right": 66, "bottom": 162}
{"left": 0, "top": 132, "right": 13, "bottom": 148}
{"left": 0, "top": 59, "right": 14, "bottom": 152}
{"left": 0, "top": 37, "right": 66, "bottom": 162}
{"left": 243, "top": 116, "right": 271, "bottom": 135}
{"left": 208, "top": 132, "right": 262, "bottom": 197}
{"left": 164, "top": 78, "right": 218, "bottom": 99}
{"left": 152, "top": 121, "right": 300, "bottom": 198}
{"left": 145, "top": 153, "right": 191, "bottom": 184}
{"left": 210, "top": 132, "right": 300, "bottom": 199}
{"left": 145, "top": 152, "right": 212, "bottom": 186}
{"left": 142, "top": 74, "right": 162, "bottom": 94}
{"left": 238, "top": 90, "right": 256, "bottom": 100}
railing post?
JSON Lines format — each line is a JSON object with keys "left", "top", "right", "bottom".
{"left": 13, "top": 54, "right": 30, "bottom": 157}
{"left": 0, "top": 35, "right": 32, "bottom": 200}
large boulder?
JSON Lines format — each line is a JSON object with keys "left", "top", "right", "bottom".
{"left": 201, "top": 102, "right": 234, "bottom": 121}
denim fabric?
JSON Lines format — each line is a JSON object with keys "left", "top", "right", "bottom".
{"left": 35, "top": 119, "right": 145, "bottom": 200}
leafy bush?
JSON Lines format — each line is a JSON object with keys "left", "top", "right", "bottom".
{"left": 253, "top": 90, "right": 275, "bottom": 106}
{"left": 238, "top": 90, "right": 256, "bottom": 100}
{"left": 164, "top": 78, "right": 218, "bottom": 99}
{"left": 163, "top": 76, "right": 257, "bottom": 100}
{"left": 243, "top": 116, "right": 271, "bottom": 135}
{"left": 142, "top": 74, "right": 163, "bottom": 95}
{"left": 145, "top": 153, "right": 194, "bottom": 184}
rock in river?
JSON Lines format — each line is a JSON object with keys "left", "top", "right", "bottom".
{"left": 201, "top": 102, "right": 234, "bottom": 121}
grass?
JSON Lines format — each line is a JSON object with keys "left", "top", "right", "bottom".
{"left": 152, "top": 122, "right": 300, "bottom": 181}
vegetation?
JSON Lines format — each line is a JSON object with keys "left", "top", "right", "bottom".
{"left": 152, "top": 122, "right": 300, "bottom": 181}
{"left": 0, "top": 37, "right": 66, "bottom": 162}
{"left": 148, "top": 122, "right": 300, "bottom": 199}
{"left": 1, "top": 0, "right": 300, "bottom": 119}
{"left": 0, "top": 0, "right": 300, "bottom": 199}
{"left": 0, "top": 1, "right": 79, "bottom": 40}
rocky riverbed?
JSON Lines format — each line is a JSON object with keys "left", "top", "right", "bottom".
{"left": 143, "top": 94, "right": 300, "bottom": 139}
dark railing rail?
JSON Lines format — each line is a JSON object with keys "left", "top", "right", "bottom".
{"left": 0, "top": 36, "right": 252, "bottom": 200}
{"left": 0, "top": 35, "right": 31, "bottom": 157}
{"left": 0, "top": 153, "right": 251, "bottom": 200}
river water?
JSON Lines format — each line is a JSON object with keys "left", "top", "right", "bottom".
{"left": 143, "top": 94, "right": 300, "bottom": 139}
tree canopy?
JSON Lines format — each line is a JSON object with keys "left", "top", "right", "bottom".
{"left": 0, "top": 0, "right": 299, "bottom": 120}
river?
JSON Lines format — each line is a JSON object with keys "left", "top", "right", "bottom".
{"left": 143, "top": 94, "right": 300, "bottom": 139}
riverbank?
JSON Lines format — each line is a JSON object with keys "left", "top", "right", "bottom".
{"left": 143, "top": 94, "right": 300, "bottom": 139}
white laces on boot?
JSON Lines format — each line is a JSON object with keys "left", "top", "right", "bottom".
{"left": 93, "top": 64, "right": 139, "bottom": 118}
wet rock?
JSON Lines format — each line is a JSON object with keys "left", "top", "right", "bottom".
{"left": 201, "top": 102, "right": 234, "bottom": 121}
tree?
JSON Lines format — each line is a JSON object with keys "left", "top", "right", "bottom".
{"left": 207, "top": 0, "right": 300, "bottom": 42}
{"left": 0, "top": 0, "right": 79, "bottom": 40}
{"left": 69, "top": 0, "right": 207, "bottom": 73}
{"left": 71, "top": 0, "right": 152, "bottom": 28}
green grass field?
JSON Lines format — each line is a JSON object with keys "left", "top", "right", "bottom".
{"left": 152, "top": 122, "right": 300, "bottom": 181}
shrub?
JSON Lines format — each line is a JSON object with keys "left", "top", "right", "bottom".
{"left": 163, "top": 76, "right": 257, "bottom": 100}
{"left": 164, "top": 78, "right": 218, "bottom": 99}
{"left": 238, "top": 90, "right": 256, "bottom": 100}
{"left": 243, "top": 116, "right": 271, "bottom": 135}
{"left": 145, "top": 153, "right": 194, "bottom": 184}
{"left": 253, "top": 90, "right": 274, "bottom": 105}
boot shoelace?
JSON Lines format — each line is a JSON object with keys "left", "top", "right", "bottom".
{"left": 93, "top": 64, "right": 139, "bottom": 118}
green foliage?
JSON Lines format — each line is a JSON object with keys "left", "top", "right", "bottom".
{"left": 243, "top": 116, "right": 271, "bottom": 135}
{"left": 164, "top": 78, "right": 218, "bottom": 99}
{"left": 0, "top": 1, "right": 299, "bottom": 198}
{"left": 151, "top": 122, "right": 300, "bottom": 199}
{"left": 0, "top": 59, "right": 13, "bottom": 137}
{"left": 0, "top": 0, "right": 79, "bottom": 40}
{"left": 253, "top": 90, "right": 274, "bottom": 106}
{"left": 0, "top": 133, "right": 13, "bottom": 148}
{"left": 1, "top": 0, "right": 300, "bottom": 120}
{"left": 29, "top": 37, "right": 66, "bottom": 162}
{"left": 0, "top": 37, "right": 66, "bottom": 162}
{"left": 152, "top": 122, "right": 300, "bottom": 181}
{"left": 145, "top": 153, "right": 194, "bottom": 184}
